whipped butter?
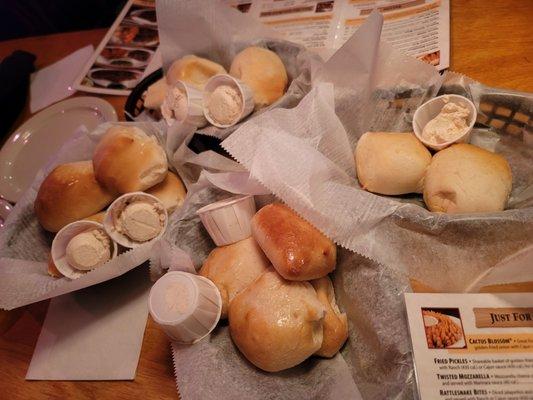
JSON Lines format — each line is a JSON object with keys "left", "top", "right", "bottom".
{"left": 66, "top": 228, "right": 111, "bottom": 271}
{"left": 422, "top": 97, "right": 470, "bottom": 144}
{"left": 161, "top": 86, "right": 188, "bottom": 125}
{"left": 207, "top": 84, "right": 243, "bottom": 126}
{"left": 118, "top": 201, "right": 164, "bottom": 242}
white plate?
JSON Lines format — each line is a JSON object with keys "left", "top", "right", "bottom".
{"left": 0, "top": 97, "right": 117, "bottom": 203}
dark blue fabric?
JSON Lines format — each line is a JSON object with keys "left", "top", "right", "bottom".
{"left": 0, "top": 50, "right": 35, "bottom": 138}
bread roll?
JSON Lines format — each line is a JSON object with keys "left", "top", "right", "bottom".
{"left": 229, "top": 46, "right": 288, "bottom": 107}
{"left": 143, "top": 78, "right": 168, "bottom": 110}
{"left": 145, "top": 171, "right": 186, "bottom": 212}
{"left": 311, "top": 276, "right": 348, "bottom": 358}
{"left": 93, "top": 126, "right": 168, "bottom": 193}
{"left": 34, "top": 161, "right": 115, "bottom": 232}
{"left": 251, "top": 203, "right": 336, "bottom": 281}
{"left": 229, "top": 268, "right": 325, "bottom": 372}
{"left": 167, "top": 55, "right": 226, "bottom": 88}
{"left": 47, "top": 254, "right": 62, "bottom": 278}
{"left": 199, "top": 237, "right": 270, "bottom": 318}
{"left": 355, "top": 132, "right": 432, "bottom": 195}
{"left": 410, "top": 278, "right": 439, "bottom": 293}
{"left": 83, "top": 211, "right": 106, "bottom": 224}
{"left": 424, "top": 143, "right": 512, "bottom": 213}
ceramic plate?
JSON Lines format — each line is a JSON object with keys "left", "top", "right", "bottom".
{"left": 0, "top": 97, "right": 117, "bottom": 203}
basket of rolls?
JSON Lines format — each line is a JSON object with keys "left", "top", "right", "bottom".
{"left": 131, "top": 41, "right": 318, "bottom": 141}
{"left": 147, "top": 169, "right": 362, "bottom": 398}
{"left": 0, "top": 122, "right": 188, "bottom": 310}
{"left": 181, "top": 13, "right": 531, "bottom": 399}
{"left": 125, "top": 0, "right": 322, "bottom": 145}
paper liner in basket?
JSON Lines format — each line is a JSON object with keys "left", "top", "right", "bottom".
{"left": 0, "top": 121, "right": 168, "bottom": 310}
{"left": 171, "top": 326, "right": 363, "bottom": 400}
{"left": 152, "top": 0, "right": 324, "bottom": 140}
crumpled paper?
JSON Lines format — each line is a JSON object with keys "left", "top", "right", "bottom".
{"left": 153, "top": 0, "right": 323, "bottom": 140}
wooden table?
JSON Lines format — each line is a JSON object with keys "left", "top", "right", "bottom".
{"left": 0, "top": 1, "right": 532, "bottom": 399}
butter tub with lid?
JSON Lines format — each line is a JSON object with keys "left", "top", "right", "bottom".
{"left": 148, "top": 271, "right": 222, "bottom": 344}
{"left": 196, "top": 195, "right": 256, "bottom": 246}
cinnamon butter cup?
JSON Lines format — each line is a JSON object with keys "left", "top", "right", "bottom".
{"left": 103, "top": 192, "right": 168, "bottom": 249}
{"left": 51, "top": 220, "right": 118, "bottom": 280}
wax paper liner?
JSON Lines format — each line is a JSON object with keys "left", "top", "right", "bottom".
{"left": 0, "top": 121, "right": 171, "bottom": 310}
{"left": 217, "top": 13, "right": 533, "bottom": 400}
{"left": 152, "top": 0, "right": 324, "bottom": 140}
{"left": 171, "top": 326, "right": 363, "bottom": 400}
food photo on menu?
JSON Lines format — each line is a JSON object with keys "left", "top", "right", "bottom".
{"left": 75, "top": 0, "right": 160, "bottom": 94}
{"left": 0, "top": 0, "right": 532, "bottom": 399}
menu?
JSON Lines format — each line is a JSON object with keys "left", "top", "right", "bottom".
{"left": 225, "top": 0, "right": 450, "bottom": 69}
{"left": 74, "top": 0, "right": 158, "bottom": 95}
{"left": 405, "top": 293, "right": 533, "bottom": 400}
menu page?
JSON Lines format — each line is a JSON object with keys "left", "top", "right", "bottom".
{"left": 74, "top": 0, "right": 158, "bottom": 95}
{"left": 405, "top": 293, "right": 533, "bottom": 400}
{"left": 225, "top": 0, "right": 450, "bottom": 69}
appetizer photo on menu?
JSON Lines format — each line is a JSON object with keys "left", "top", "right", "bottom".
{"left": 0, "top": 1, "right": 531, "bottom": 399}
{"left": 74, "top": 0, "right": 159, "bottom": 95}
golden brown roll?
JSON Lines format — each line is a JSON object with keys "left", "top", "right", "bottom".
{"left": 424, "top": 143, "right": 512, "bottom": 213}
{"left": 47, "top": 254, "right": 63, "bottom": 278}
{"left": 143, "top": 78, "right": 168, "bottom": 110}
{"left": 251, "top": 203, "right": 336, "bottom": 281}
{"left": 145, "top": 171, "right": 186, "bottom": 212}
{"left": 229, "top": 46, "right": 288, "bottom": 107}
{"left": 199, "top": 237, "right": 270, "bottom": 318}
{"left": 34, "top": 161, "right": 115, "bottom": 232}
{"left": 409, "top": 278, "right": 439, "bottom": 293}
{"left": 355, "top": 132, "right": 432, "bottom": 195}
{"left": 93, "top": 125, "right": 168, "bottom": 193}
{"left": 83, "top": 211, "right": 106, "bottom": 224}
{"left": 311, "top": 276, "right": 348, "bottom": 358}
{"left": 229, "top": 268, "right": 325, "bottom": 372}
{"left": 166, "top": 55, "right": 226, "bottom": 88}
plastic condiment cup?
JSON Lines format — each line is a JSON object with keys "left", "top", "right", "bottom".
{"left": 196, "top": 195, "right": 256, "bottom": 246}
{"left": 148, "top": 271, "right": 222, "bottom": 344}
{"left": 413, "top": 94, "right": 477, "bottom": 151}
{"left": 103, "top": 192, "right": 168, "bottom": 249}
{"left": 162, "top": 80, "right": 207, "bottom": 127}
{"left": 51, "top": 220, "right": 118, "bottom": 280}
{"left": 202, "top": 74, "right": 255, "bottom": 128}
